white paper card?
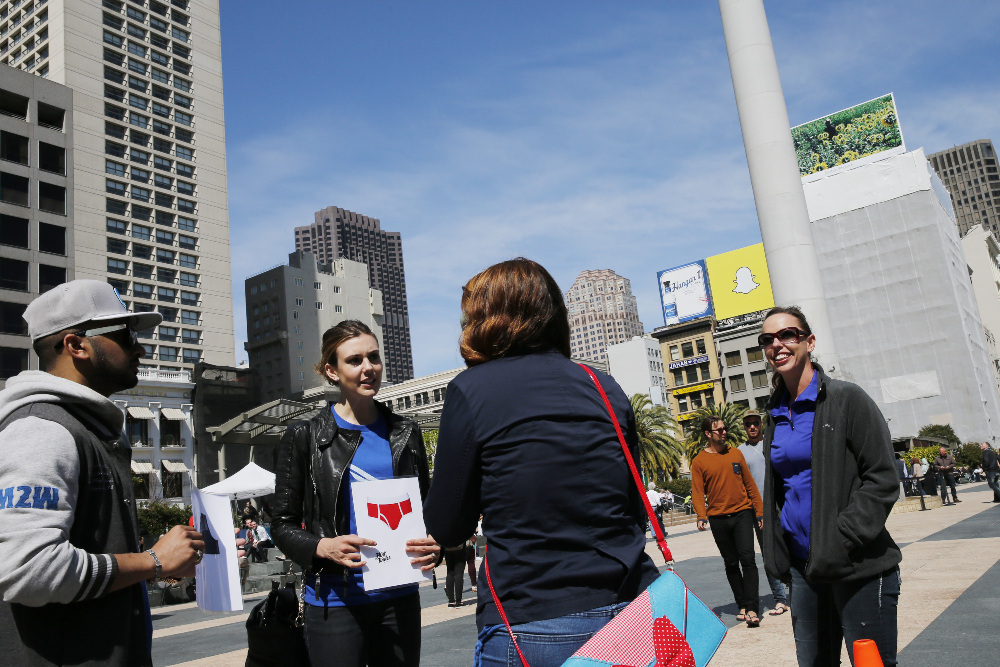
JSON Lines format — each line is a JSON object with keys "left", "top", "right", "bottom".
{"left": 192, "top": 488, "right": 243, "bottom": 612}
{"left": 352, "top": 477, "right": 432, "bottom": 592}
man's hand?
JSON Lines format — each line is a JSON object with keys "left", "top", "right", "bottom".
{"left": 758, "top": 518, "right": 764, "bottom": 530}
{"left": 697, "top": 519, "right": 708, "bottom": 531}
{"left": 405, "top": 535, "right": 441, "bottom": 571}
{"left": 315, "top": 535, "right": 376, "bottom": 568}
{"left": 152, "top": 525, "right": 205, "bottom": 578}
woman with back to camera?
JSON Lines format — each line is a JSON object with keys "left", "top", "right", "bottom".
{"left": 758, "top": 306, "right": 901, "bottom": 666}
{"left": 424, "top": 258, "right": 661, "bottom": 666}
{"left": 271, "top": 320, "right": 439, "bottom": 666}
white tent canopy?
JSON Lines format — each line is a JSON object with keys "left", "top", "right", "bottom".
{"left": 201, "top": 462, "right": 275, "bottom": 500}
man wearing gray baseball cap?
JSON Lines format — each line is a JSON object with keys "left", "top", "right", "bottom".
{"left": 0, "top": 280, "right": 204, "bottom": 666}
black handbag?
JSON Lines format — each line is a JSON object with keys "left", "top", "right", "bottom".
{"left": 245, "top": 580, "right": 309, "bottom": 667}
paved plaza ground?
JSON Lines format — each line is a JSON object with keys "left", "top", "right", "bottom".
{"left": 153, "top": 481, "right": 1000, "bottom": 666}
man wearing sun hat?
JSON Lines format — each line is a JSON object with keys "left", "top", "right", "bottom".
{"left": 0, "top": 280, "right": 204, "bottom": 666}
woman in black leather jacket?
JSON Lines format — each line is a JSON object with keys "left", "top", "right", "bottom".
{"left": 271, "top": 320, "right": 439, "bottom": 667}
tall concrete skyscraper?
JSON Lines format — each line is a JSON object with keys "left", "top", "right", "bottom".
{"left": 565, "top": 269, "right": 644, "bottom": 364}
{"left": 0, "top": 0, "right": 235, "bottom": 375}
{"left": 927, "top": 140, "right": 1000, "bottom": 238}
{"left": 295, "top": 206, "right": 413, "bottom": 383}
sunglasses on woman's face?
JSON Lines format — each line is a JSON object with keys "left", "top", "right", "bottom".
{"left": 757, "top": 327, "right": 807, "bottom": 348}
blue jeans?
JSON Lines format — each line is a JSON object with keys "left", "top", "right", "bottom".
{"left": 789, "top": 564, "right": 900, "bottom": 666}
{"left": 474, "top": 601, "right": 628, "bottom": 666}
{"left": 986, "top": 469, "right": 1000, "bottom": 501}
{"left": 754, "top": 522, "right": 787, "bottom": 604}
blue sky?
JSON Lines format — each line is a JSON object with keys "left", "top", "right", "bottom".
{"left": 219, "top": 1, "right": 1000, "bottom": 377}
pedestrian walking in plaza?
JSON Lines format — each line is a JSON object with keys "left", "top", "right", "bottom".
{"left": 442, "top": 540, "right": 471, "bottom": 607}
{"left": 0, "top": 280, "right": 204, "bottom": 666}
{"left": 980, "top": 442, "right": 1000, "bottom": 503}
{"left": 934, "top": 447, "right": 961, "bottom": 505}
{"left": 271, "top": 320, "right": 440, "bottom": 667}
{"left": 692, "top": 414, "right": 764, "bottom": 627}
{"left": 646, "top": 482, "right": 668, "bottom": 536}
{"left": 738, "top": 410, "right": 790, "bottom": 617}
{"left": 759, "top": 306, "right": 901, "bottom": 667}
{"left": 910, "top": 457, "right": 926, "bottom": 497}
{"left": 424, "top": 258, "right": 660, "bottom": 666}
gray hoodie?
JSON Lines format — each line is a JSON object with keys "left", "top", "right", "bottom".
{"left": 0, "top": 371, "right": 126, "bottom": 606}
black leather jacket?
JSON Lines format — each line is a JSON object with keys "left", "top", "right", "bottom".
{"left": 271, "top": 401, "right": 431, "bottom": 573}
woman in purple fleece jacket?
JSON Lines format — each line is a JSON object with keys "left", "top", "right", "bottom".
{"left": 759, "top": 306, "right": 901, "bottom": 667}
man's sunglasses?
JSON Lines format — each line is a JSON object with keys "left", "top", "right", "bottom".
{"left": 757, "top": 327, "right": 807, "bottom": 348}
{"left": 57, "top": 323, "right": 138, "bottom": 350}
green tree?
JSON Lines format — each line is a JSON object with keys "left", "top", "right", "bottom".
{"left": 956, "top": 442, "right": 983, "bottom": 468}
{"left": 918, "top": 424, "right": 960, "bottom": 446}
{"left": 683, "top": 403, "right": 749, "bottom": 464}
{"left": 137, "top": 500, "right": 191, "bottom": 539}
{"left": 630, "top": 394, "right": 685, "bottom": 481}
{"left": 422, "top": 429, "right": 439, "bottom": 476}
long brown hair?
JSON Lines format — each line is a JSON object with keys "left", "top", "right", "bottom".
{"left": 315, "top": 319, "right": 376, "bottom": 384}
{"left": 459, "top": 258, "right": 571, "bottom": 366}
{"left": 761, "top": 305, "right": 814, "bottom": 393}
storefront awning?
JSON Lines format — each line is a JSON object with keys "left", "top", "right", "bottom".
{"left": 160, "top": 408, "right": 187, "bottom": 421}
{"left": 127, "top": 406, "right": 155, "bottom": 420}
{"left": 161, "top": 460, "right": 190, "bottom": 473}
{"left": 131, "top": 460, "right": 154, "bottom": 474}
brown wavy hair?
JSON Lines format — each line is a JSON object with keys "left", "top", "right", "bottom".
{"left": 459, "top": 258, "right": 571, "bottom": 366}
{"left": 315, "top": 319, "right": 376, "bottom": 384}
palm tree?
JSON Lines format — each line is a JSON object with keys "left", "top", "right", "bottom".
{"left": 629, "top": 394, "right": 685, "bottom": 481}
{"left": 683, "top": 402, "right": 750, "bottom": 464}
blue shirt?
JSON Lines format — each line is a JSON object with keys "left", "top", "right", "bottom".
{"left": 769, "top": 372, "right": 819, "bottom": 561}
{"left": 303, "top": 408, "right": 418, "bottom": 607}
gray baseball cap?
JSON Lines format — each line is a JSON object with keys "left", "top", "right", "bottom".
{"left": 23, "top": 280, "right": 162, "bottom": 341}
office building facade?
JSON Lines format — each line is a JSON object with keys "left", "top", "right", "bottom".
{"left": 295, "top": 206, "right": 412, "bottom": 383}
{"left": 960, "top": 224, "right": 1000, "bottom": 391}
{"left": 714, "top": 316, "right": 771, "bottom": 411}
{"left": 1, "top": 0, "right": 236, "bottom": 374}
{"left": 927, "top": 140, "right": 1000, "bottom": 237}
{"left": 606, "top": 335, "right": 667, "bottom": 406}
{"left": 244, "top": 251, "right": 384, "bottom": 401}
{"left": 0, "top": 65, "right": 72, "bottom": 382}
{"left": 651, "top": 317, "right": 724, "bottom": 435}
{"left": 566, "top": 268, "right": 644, "bottom": 364}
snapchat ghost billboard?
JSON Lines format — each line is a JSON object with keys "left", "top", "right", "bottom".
{"left": 704, "top": 243, "right": 774, "bottom": 321}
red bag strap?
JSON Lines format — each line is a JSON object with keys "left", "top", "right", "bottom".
{"left": 578, "top": 363, "right": 674, "bottom": 564}
{"left": 481, "top": 364, "right": 677, "bottom": 667}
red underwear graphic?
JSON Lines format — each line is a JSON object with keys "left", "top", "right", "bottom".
{"left": 367, "top": 494, "right": 412, "bottom": 530}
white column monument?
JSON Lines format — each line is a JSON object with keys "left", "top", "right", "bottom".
{"left": 718, "top": 0, "right": 840, "bottom": 372}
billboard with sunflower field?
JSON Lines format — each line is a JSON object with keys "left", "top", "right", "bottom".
{"left": 791, "top": 93, "right": 905, "bottom": 182}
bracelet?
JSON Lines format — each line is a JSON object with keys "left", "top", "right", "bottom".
{"left": 147, "top": 549, "right": 162, "bottom": 579}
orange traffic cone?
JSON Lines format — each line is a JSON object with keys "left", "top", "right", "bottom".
{"left": 853, "top": 639, "right": 884, "bottom": 666}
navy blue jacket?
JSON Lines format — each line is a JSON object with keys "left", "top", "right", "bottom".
{"left": 423, "top": 350, "right": 659, "bottom": 630}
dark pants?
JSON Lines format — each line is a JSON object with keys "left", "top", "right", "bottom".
{"left": 466, "top": 544, "right": 478, "bottom": 587}
{"left": 443, "top": 548, "right": 465, "bottom": 605}
{"left": 986, "top": 469, "right": 1000, "bottom": 502}
{"left": 753, "top": 521, "right": 787, "bottom": 604}
{"left": 938, "top": 472, "right": 958, "bottom": 502}
{"left": 708, "top": 509, "right": 759, "bottom": 615}
{"left": 303, "top": 591, "right": 421, "bottom": 667}
{"left": 789, "top": 564, "right": 899, "bottom": 666}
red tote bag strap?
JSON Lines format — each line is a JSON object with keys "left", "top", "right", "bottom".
{"left": 483, "top": 547, "right": 531, "bottom": 667}
{"left": 578, "top": 363, "right": 674, "bottom": 564}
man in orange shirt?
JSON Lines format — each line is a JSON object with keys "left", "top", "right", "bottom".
{"left": 691, "top": 414, "right": 764, "bottom": 627}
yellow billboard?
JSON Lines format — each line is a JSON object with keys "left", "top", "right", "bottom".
{"left": 704, "top": 243, "right": 774, "bottom": 321}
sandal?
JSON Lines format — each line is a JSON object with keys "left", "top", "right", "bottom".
{"left": 736, "top": 609, "right": 746, "bottom": 621}
{"left": 769, "top": 603, "right": 789, "bottom": 616}
{"left": 745, "top": 611, "right": 760, "bottom": 627}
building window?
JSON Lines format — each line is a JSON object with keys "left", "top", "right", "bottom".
{"left": 0, "top": 348, "right": 29, "bottom": 380}
{"left": 315, "top": 302, "right": 322, "bottom": 310}
{"left": 746, "top": 347, "right": 764, "bottom": 363}
{"left": 751, "top": 370, "right": 769, "bottom": 389}
{"left": 0, "top": 302, "right": 28, "bottom": 335}
{"left": 294, "top": 278, "right": 303, "bottom": 286}
{"left": 0, "top": 214, "right": 29, "bottom": 248}
{"left": 677, "top": 396, "right": 688, "bottom": 413}
{"left": 159, "top": 347, "right": 179, "bottom": 362}
{"left": 1, "top": 173, "right": 30, "bottom": 207}
{"left": 180, "top": 291, "right": 198, "bottom": 306}
{"left": 725, "top": 350, "right": 742, "bottom": 367}
{"left": 181, "top": 310, "right": 199, "bottom": 325}
{"left": 0, "top": 259, "right": 30, "bottom": 292}
{"left": 673, "top": 369, "right": 684, "bottom": 386}
{"left": 696, "top": 338, "right": 707, "bottom": 355}
{"left": 729, "top": 375, "right": 747, "bottom": 392}
{"left": 681, "top": 342, "right": 694, "bottom": 358}
{"left": 334, "top": 305, "right": 343, "bottom": 313}
{"left": 313, "top": 282, "right": 322, "bottom": 289}
{"left": 133, "top": 283, "right": 153, "bottom": 299}
{"left": 0, "top": 131, "right": 30, "bottom": 165}
{"left": 182, "top": 349, "right": 201, "bottom": 364}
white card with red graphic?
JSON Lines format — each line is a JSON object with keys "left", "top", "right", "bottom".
{"left": 352, "top": 476, "right": 432, "bottom": 591}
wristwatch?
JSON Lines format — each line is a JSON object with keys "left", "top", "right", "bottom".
{"left": 147, "top": 549, "right": 162, "bottom": 579}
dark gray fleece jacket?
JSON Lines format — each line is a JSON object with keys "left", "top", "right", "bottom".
{"left": 761, "top": 365, "right": 901, "bottom": 584}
